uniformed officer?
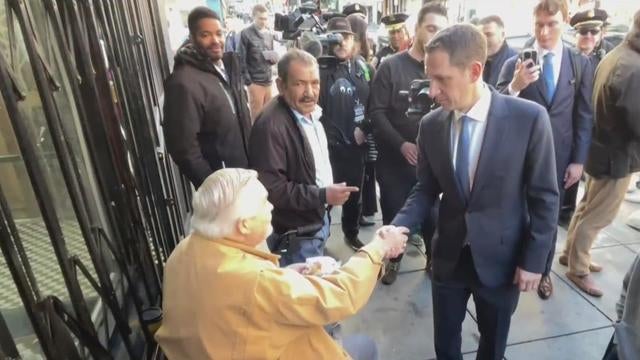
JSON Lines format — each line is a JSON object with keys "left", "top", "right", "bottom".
{"left": 570, "top": 8, "right": 613, "bottom": 64}
{"left": 560, "top": 7, "right": 614, "bottom": 227}
{"left": 371, "top": 13, "right": 410, "bottom": 69}
{"left": 343, "top": 3, "right": 367, "bottom": 21}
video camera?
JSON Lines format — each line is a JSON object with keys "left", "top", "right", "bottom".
{"left": 274, "top": 4, "right": 344, "bottom": 67}
{"left": 399, "top": 79, "right": 436, "bottom": 117}
{"left": 274, "top": 3, "right": 324, "bottom": 40}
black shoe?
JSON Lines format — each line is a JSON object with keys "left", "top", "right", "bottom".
{"left": 558, "top": 210, "right": 574, "bottom": 228}
{"left": 344, "top": 236, "right": 365, "bottom": 251}
{"left": 381, "top": 262, "right": 400, "bottom": 285}
{"left": 359, "top": 216, "right": 375, "bottom": 227}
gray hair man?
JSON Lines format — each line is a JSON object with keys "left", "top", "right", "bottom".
{"left": 156, "top": 168, "right": 408, "bottom": 359}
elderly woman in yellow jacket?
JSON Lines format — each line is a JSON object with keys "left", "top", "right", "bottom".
{"left": 155, "top": 168, "right": 408, "bottom": 359}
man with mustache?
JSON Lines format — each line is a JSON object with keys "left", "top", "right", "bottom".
{"left": 250, "top": 49, "right": 358, "bottom": 266}
{"left": 163, "top": 7, "right": 251, "bottom": 188}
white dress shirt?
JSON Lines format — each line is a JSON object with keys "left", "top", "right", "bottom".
{"left": 508, "top": 40, "right": 564, "bottom": 96}
{"left": 292, "top": 107, "right": 334, "bottom": 189}
{"left": 450, "top": 84, "right": 492, "bottom": 189}
{"left": 536, "top": 40, "right": 563, "bottom": 87}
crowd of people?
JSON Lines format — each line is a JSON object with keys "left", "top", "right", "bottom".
{"left": 157, "top": 1, "right": 640, "bottom": 359}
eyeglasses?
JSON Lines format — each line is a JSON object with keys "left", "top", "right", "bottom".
{"left": 578, "top": 28, "right": 601, "bottom": 36}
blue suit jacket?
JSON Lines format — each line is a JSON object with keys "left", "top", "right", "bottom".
{"left": 393, "top": 92, "right": 559, "bottom": 287}
{"left": 497, "top": 47, "right": 593, "bottom": 181}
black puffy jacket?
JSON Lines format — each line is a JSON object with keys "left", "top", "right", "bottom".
{"left": 163, "top": 41, "right": 252, "bottom": 188}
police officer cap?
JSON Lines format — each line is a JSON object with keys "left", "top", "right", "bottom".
{"left": 343, "top": 3, "right": 367, "bottom": 17}
{"left": 570, "top": 8, "right": 608, "bottom": 29}
{"left": 381, "top": 13, "right": 409, "bottom": 31}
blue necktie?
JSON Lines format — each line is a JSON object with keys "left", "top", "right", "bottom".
{"left": 543, "top": 52, "right": 556, "bottom": 103}
{"left": 455, "top": 115, "right": 471, "bottom": 202}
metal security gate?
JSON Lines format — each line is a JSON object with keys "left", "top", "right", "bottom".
{"left": 0, "top": 0, "right": 188, "bottom": 358}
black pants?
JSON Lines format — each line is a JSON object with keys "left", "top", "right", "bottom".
{"left": 432, "top": 247, "right": 520, "bottom": 360}
{"left": 376, "top": 153, "right": 437, "bottom": 262}
{"left": 561, "top": 181, "right": 579, "bottom": 218}
{"left": 329, "top": 145, "right": 365, "bottom": 239}
{"left": 361, "top": 162, "right": 378, "bottom": 216}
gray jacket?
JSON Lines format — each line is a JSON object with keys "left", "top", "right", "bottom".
{"left": 238, "top": 24, "right": 275, "bottom": 86}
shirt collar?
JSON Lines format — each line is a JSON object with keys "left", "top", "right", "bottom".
{"left": 291, "top": 106, "right": 322, "bottom": 125}
{"left": 455, "top": 84, "right": 492, "bottom": 123}
{"left": 535, "top": 39, "right": 564, "bottom": 58}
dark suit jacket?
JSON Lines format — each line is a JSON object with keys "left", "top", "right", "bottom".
{"left": 496, "top": 46, "right": 593, "bottom": 182}
{"left": 393, "top": 91, "right": 559, "bottom": 288}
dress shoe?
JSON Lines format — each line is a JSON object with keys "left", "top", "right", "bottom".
{"left": 344, "top": 236, "right": 365, "bottom": 251}
{"left": 359, "top": 216, "right": 375, "bottom": 227}
{"left": 381, "top": 262, "right": 400, "bottom": 285}
{"left": 537, "top": 275, "right": 553, "bottom": 300}
{"left": 566, "top": 272, "right": 603, "bottom": 297}
{"left": 558, "top": 254, "right": 603, "bottom": 272}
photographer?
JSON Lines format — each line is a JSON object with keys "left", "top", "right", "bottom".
{"left": 318, "top": 17, "right": 373, "bottom": 250}
{"left": 369, "top": 3, "right": 449, "bottom": 285}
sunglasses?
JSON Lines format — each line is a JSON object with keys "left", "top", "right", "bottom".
{"left": 578, "top": 28, "right": 601, "bottom": 36}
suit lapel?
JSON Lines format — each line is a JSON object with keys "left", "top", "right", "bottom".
{"left": 533, "top": 75, "right": 550, "bottom": 106}
{"left": 469, "top": 92, "right": 507, "bottom": 203}
{"left": 549, "top": 47, "right": 573, "bottom": 107}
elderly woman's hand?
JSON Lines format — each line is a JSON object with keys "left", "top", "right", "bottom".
{"left": 374, "top": 225, "right": 409, "bottom": 259}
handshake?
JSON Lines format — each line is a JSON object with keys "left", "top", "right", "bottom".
{"left": 374, "top": 225, "right": 410, "bottom": 259}
{"left": 288, "top": 225, "right": 409, "bottom": 275}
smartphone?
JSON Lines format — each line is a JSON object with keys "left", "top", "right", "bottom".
{"left": 520, "top": 48, "right": 538, "bottom": 68}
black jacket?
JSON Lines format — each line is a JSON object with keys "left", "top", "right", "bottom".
{"left": 249, "top": 97, "right": 327, "bottom": 234}
{"left": 238, "top": 24, "right": 275, "bottom": 86}
{"left": 318, "top": 58, "right": 372, "bottom": 147}
{"left": 484, "top": 41, "right": 517, "bottom": 87}
{"left": 586, "top": 32, "right": 640, "bottom": 179}
{"left": 163, "top": 41, "right": 251, "bottom": 188}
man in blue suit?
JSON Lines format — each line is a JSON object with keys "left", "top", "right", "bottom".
{"left": 393, "top": 24, "right": 559, "bottom": 359}
{"left": 496, "top": 0, "right": 593, "bottom": 300}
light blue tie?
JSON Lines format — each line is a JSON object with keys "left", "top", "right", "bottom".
{"left": 543, "top": 52, "right": 556, "bottom": 103}
{"left": 455, "top": 115, "right": 471, "bottom": 202}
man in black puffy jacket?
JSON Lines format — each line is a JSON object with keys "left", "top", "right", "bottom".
{"left": 163, "top": 7, "right": 251, "bottom": 188}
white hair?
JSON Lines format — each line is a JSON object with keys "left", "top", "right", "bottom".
{"left": 190, "top": 168, "right": 261, "bottom": 239}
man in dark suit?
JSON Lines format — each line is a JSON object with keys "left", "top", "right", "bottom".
{"left": 393, "top": 24, "right": 559, "bottom": 359}
{"left": 496, "top": 0, "right": 593, "bottom": 300}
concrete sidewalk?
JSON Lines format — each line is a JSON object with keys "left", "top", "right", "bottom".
{"left": 326, "top": 186, "right": 640, "bottom": 360}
